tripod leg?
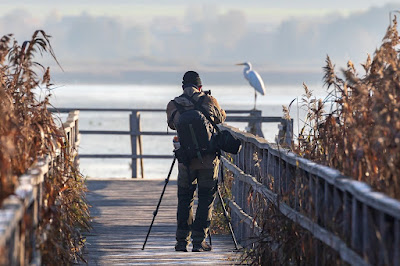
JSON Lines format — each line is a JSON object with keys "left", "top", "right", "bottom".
{"left": 217, "top": 185, "right": 239, "bottom": 250}
{"left": 208, "top": 229, "right": 212, "bottom": 246}
{"left": 142, "top": 156, "right": 176, "bottom": 250}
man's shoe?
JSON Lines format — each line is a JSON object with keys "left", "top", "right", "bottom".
{"left": 192, "top": 241, "right": 212, "bottom": 252}
{"left": 175, "top": 242, "right": 188, "bottom": 252}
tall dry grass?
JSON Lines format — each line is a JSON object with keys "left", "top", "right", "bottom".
{"left": 288, "top": 17, "right": 400, "bottom": 199}
{"left": 244, "top": 15, "right": 400, "bottom": 266}
{"left": 0, "top": 31, "right": 90, "bottom": 264}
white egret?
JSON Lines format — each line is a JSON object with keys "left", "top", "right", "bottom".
{"left": 236, "top": 62, "right": 266, "bottom": 109}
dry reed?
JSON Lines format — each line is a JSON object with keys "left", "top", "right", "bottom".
{"left": 0, "top": 31, "right": 90, "bottom": 264}
{"left": 245, "top": 15, "right": 400, "bottom": 266}
{"left": 290, "top": 17, "right": 400, "bottom": 199}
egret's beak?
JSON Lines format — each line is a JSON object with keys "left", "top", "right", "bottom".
{"left": 236, "top": 63, "right": 245, "bottom": 66}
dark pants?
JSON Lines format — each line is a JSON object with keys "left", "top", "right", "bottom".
{"left": 176, "top": 163, "right": 218, "bottom": 244}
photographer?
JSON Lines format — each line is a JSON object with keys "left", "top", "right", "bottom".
{"left": 166, "top": 71, "right": 226, "bottom": 252}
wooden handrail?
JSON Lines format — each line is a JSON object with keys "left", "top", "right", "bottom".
{"left": 50, "top": 108, "right": 293, "bottom": 178}
{"left": 219, "top": 123, "right": 400, "bottom": 265}
{"left": 0, "top": 111, "right": 80, "bottom": 266}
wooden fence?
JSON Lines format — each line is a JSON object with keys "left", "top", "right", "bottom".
{"left": 0, "top": 111, "right": 80, "bottom": 266}
{"left": 52, "top": 108, "right": 292, "bottom": 178}
{"left": 219, "top": 124, "right": 400, "bottom": 265}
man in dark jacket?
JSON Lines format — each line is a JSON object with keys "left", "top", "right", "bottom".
{"left": 166, "top": 71, "right": 226, "bottom": 252}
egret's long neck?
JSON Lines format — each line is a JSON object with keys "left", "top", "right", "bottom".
{"left": 243, "top": 64, "right": 251, "bottom": 80}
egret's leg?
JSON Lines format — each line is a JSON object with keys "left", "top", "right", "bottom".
{"left": 254, "top": 91, "right": 257, "bottom": 109}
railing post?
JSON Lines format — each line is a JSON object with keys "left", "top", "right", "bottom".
{"left": 247, "top": 110, "right": 264, "bottom": 138}
{"left": 351, "top": 198, "right": 362, "bottom": 253}
{"left": 130, "top": 111, "right": 139, "bottom": 178}
{"left": 276, "top": 118, "right": 293, "bottom": 147}
{"left": 74, "top": 111, "right": 79, "bottom": 144}
{"left": 286, "top": 119, "right": 293, "bottom": 146}
{"left": 137, "top": 113, "right": 144, "bottom": 178}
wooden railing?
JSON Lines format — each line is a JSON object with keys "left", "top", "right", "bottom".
{"left": 51, "top": 108, "right": 292, "bottom": 178}
{"left": 219, "top": 124, "right": 400, "bottom": 265}
{"left": 0, "top": 111, "right": 80, "bottom": 266}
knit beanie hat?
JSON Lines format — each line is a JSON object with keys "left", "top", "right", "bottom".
{"left": 182, "top": 71, "right": 202, "bottom": 88}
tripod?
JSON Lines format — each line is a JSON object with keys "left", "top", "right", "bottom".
{"left": 142, "top": 156, "right": 176, "bottom": 250}
{"left": 216, "top": 170, "right": 239, "bottom": 250}
{"left": 142, "top": 156, "right": 239, "bottom": 251}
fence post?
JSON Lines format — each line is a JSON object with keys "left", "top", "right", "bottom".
{"left": 287, "top": 119, "right": 293, "bottom": 145}
{"left": 137, "top": 113, "right": 144, "bottom": 178}
{"left": 248, "top": 110, "right": 264, "bottom": 138}
{"left": 129, "top": 111, "right": 140, "bottom": 178}
{"left": 276, "top": 118, "right": 293, "bottom": 147}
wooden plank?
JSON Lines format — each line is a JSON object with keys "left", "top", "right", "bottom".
{"left": 227, "top": 199, "right": 261, "bottom": 235}
{"left": 52, "top": 107, "right": 268, "bottom": 114}
{"left": 137, "top": 113, "right": 144, "bottom": 178}
{"left": 362, "top": 204, "right": 369, "bottom": 262}
{"left": 79, "top": 130, "right": 176, "bottom": 136}
{"left": 82, "top": 179, "right": 241, "bottom": 265}
{"left": 351, "top": 198, "right": 362, "bottom": 252}
{"left": 225, "top": 116, "right": 283, "bottom": 123}
{"left": 78, "top": 154, "right": 174, "bottom": 159}
{"left": 378, "top": 212, "right": 386, "bottom": 266}
{"left": 324, "top": 181, "right": 329, "bottom": 227}
{"left": 52, "top": 107, "right": 168, "bottom": 112}
{"left": 261, "top": 149, "right": 267, "bottom": 184}
{"left": 332, "top": 187, "right": 342, "bottom": 233}
{"left": 130, "top": 112, "right": 138, "bottom": 178}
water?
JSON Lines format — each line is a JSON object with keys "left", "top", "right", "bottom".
{"left": 45, "top": 84, "right": 325, "bottom": 179}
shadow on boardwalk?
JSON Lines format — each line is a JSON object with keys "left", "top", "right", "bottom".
{"left": 82, "top": 179, "right": 242, "bottom": 265}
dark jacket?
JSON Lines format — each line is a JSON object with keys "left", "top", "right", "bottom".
{"left": 166, "top": 86, "right": 226, "bottom": 169}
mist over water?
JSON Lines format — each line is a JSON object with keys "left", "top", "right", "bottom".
{"left": 48, "top": 83, "right": 326, "bottom": 179}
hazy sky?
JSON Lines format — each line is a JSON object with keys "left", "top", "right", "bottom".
{"left": 1, "top": 1, "right": 400, "bottom": 83}
{"left": 1, "top": 1, "right": 398, "bottom": 23}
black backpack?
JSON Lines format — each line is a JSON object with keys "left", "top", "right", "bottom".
{"left": 172, "top": 94, "right": 218, "bottom": 165}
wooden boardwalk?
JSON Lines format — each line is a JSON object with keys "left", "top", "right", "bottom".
{"left": 83, "top": 179, "right": 242, "bottom": 265}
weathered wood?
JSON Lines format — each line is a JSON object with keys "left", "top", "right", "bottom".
{"left": 323, "top": 181, "right": 329, "bottom": 227}
{"left": 362, "top": 204, "right": 369, "bottom": 262}
{"left": 245, "top": 110, "right": 264, "bottom": 137}
{"left": 220, "top": 156, "right": 368, "bottom": 266}
{"left": 79, "top": 130, "right": 176, "bottom": 135}
{"left": 276, "top": 156, "right": 281, "bottom": 195}
{"left": 315, "top": 177, "right": 320, "bottom": 224}
{"left": 332, "top": 187, "right": 342, "bottom": 232}
{"left": 308, "top": 172, "right": 314, "bottom": 218}
{"left": 53, "top": 107, "right": 281, "bottom": 115}
{"left": 220, "top": 123, "right": 400, "bottom": 264}
{"left": 137, "top": 113, "right": 144, "bottom": 178}
{"left": 261, "top": 149, "right": 267, "bottom": 184}
{"left": 281, "top": 160, "right": 287, "bottom": 195}
{"left": 378, "top": 212, "right": 386, "bottom": 266}
{"left": 130, "top": 112, "right": 139, "bottom": 178}
{"left": 249, "top": 144, "right": 254, "bottom": 176}
{"left": 79, "top": 154, "right": 174, "bottom": 159}
{"left": 268, "top": 152, "right": 275, "bottom": 192}
{"left": 351, "top": 198, "right": 362, "bottom": 253}
{"left": 294, "top": 167, "right": 300, "bottom": 211}
{"left": 0, "top": 110, "right": 79, "bottom": 266}
{"left": 82, "top": 179, "right": 241, "bottom": 265}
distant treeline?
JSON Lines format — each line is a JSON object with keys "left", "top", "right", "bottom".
{"left": 52, "top": 69, "right": 323, "bottom": 85}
